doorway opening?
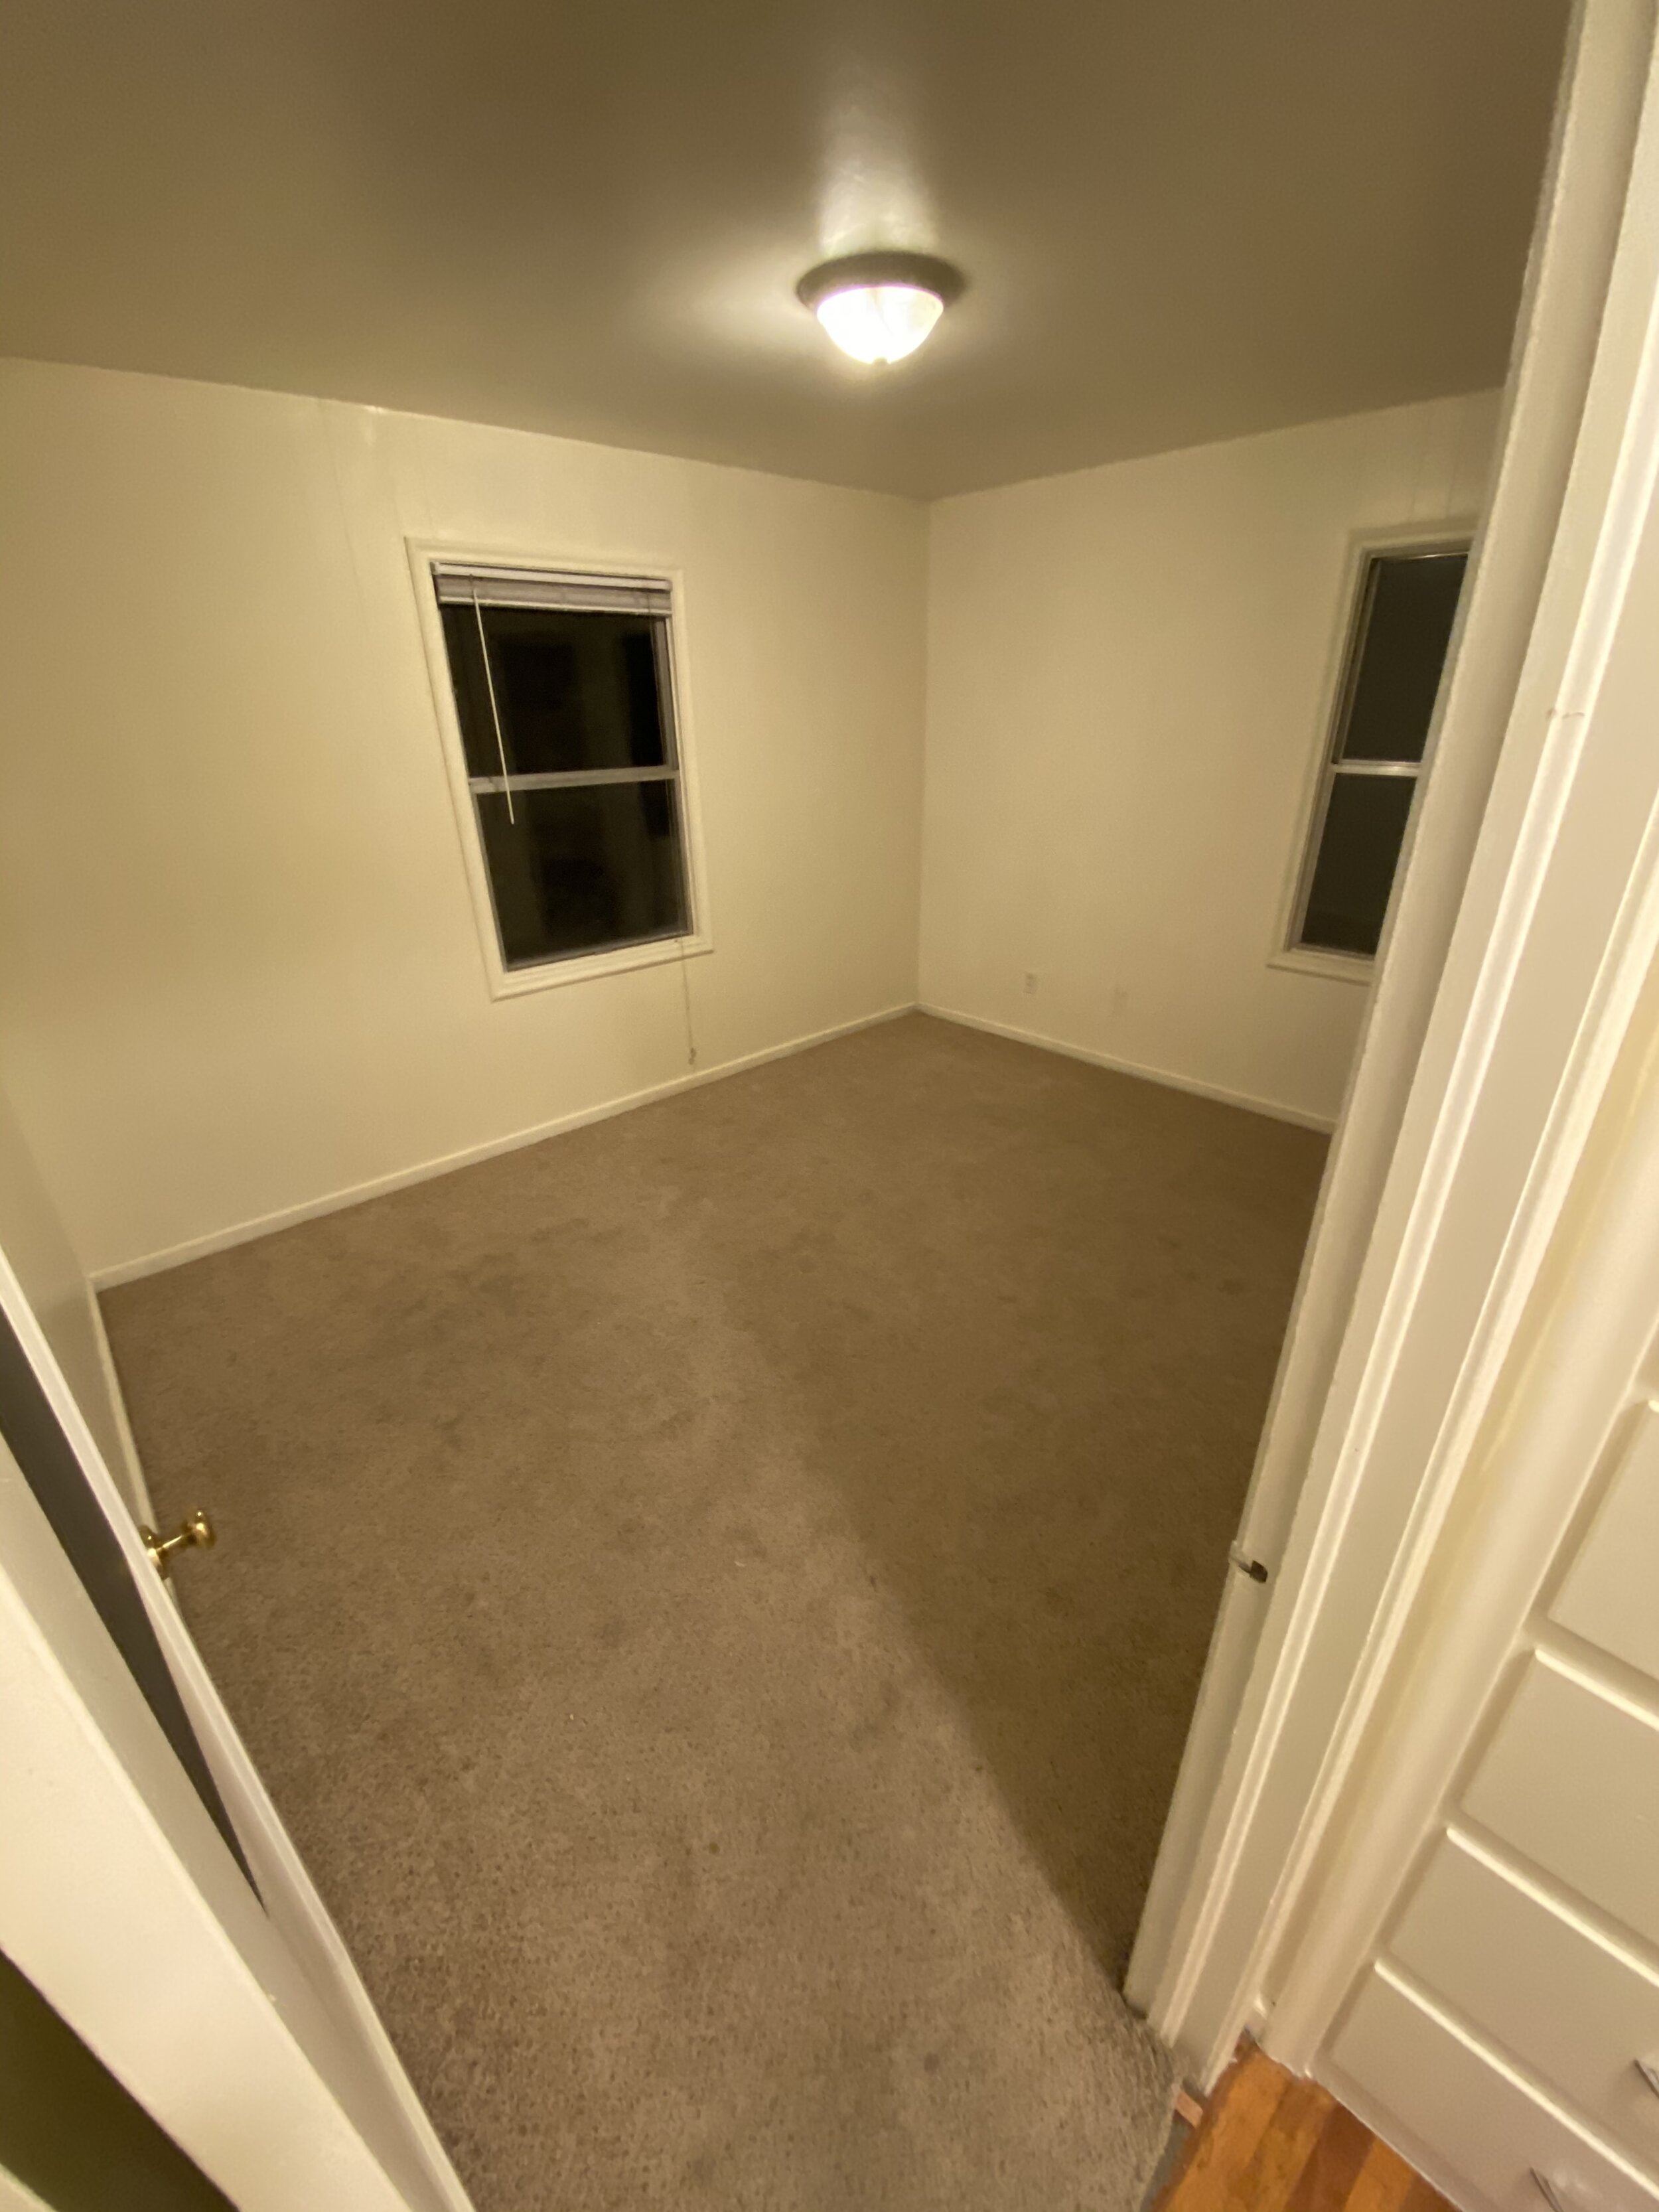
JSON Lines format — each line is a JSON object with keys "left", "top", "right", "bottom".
{"left": 86, "top": 482, "right": 1476, "bottom": 2201}
{"left": 0, "top": 1, "right": 1595, "bottom": 2203}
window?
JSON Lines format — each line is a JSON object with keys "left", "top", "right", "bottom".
{"left": 1290, "top": 544, "right": 1469, "bottom": 962}
{"left": 427, "top": 561, "right": 694, "bottom": 978}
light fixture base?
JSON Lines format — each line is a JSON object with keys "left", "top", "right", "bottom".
{"left": 796, "top": 251, "right": 966, "bottom": 365}
{"left": 795, "top": 251, "right": 966, "bottom": 315}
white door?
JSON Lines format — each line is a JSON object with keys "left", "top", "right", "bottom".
{"left": 1127, "top": 0, "right": 1659, "bottom": 2031}
{"left": 0, "top": 1237, "right": 474, "bottom": 2212}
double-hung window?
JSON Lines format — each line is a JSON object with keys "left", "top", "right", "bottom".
{"left": 427, "top": 561, "right": 694, "bottom": 979}
{"left": 1290, "top": 543, "right": 1469, "bottom": 962}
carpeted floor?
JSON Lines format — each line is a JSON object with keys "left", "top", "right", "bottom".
{"left": 104, "top": 1014, "right": 1327, "bottom": 2212}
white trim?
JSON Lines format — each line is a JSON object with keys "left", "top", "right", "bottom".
{"left": 1267, "top": 946, "right": 1375, "bottom": 987}
{"left": 1263, "top": 35, "right": 1659, "bottom": 2069}
{"left": 1443, "top": 1822, "right": 1659, "bottom": 1982}
{"left": 482, "top": 930, "right": 713, "bottom": 1000}
{"left": 84, "top": 1282, "right": 153, "bottom": 1527}
{"left": 920, "top": 1003, "right": 1338, "bottom": 1132}
{"left": 91, "top": 1003, "right": 916, "bottom": 1288}
{"left": 1135, "top": 0, "right": 1659, "bottom": 2086}
{"left": 90, "top": 1000, "right": 1325, "bottom": 1299}
{"left": 403, "top": 537, "right": 715, "bottom": 1002}
{"left": 1536, "top": 1639, "right": 1659, "bottom": 1727}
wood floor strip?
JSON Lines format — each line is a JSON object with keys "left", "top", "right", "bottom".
{"left": 1231, "top": 2075, "right": 1337, "bottom": 2207}
{"left": 1343, "top": 2138, "right": 1423, "bottom": 2212}
{"left": 1285, "top": 2104, "right": 1377, "bottom": 2212}
{"left": 1156, "top": 2047, "right": 1457, "bottom": 2212}
{"left": 1159, "top": 2051, "right": 1291, "bottom": 2212}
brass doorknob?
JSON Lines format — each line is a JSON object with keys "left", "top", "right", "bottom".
{"left": 141, "top": 1509, "right": 216, "bottom": 1580}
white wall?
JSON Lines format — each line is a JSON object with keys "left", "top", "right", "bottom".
{"left": 0, "top": 364, "right": 1504, "bottom": 1282}
{"left": 918, "top": 392, "right": 1502, "bottom": 1128}
{"left": 0, "top": 360, "right": 926, "bottom": 1280}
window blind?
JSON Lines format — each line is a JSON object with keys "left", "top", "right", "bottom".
{"left": 431, "top": 563, "right": 672, "bottom": 617}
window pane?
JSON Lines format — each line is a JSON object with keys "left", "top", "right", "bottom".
{"left": 441, "top": 603, "right": 670, "bottom": 778}
{"left": 1338, "top": 552, "right": 1467, "bottom": 764}
{"left": 475, "top": 781, "right": 686, "bottom": 966}
{"left": 1299, "top": 774, "right": 1415, "bottom": 957}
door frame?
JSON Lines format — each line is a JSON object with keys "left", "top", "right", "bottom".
{"left": 8, "top": 0, "right": 1655, "bottom": 2159}
{"left": 0, "top": 1237, "right": 475, "bottom": 2211}
{"left": 1129, "top": 0, "right": 1659, "bottom": 2083}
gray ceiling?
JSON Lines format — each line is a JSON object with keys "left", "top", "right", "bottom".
{"left": 1, "top": 0, "right": 1570, "bottom": 498}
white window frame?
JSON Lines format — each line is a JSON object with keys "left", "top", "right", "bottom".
{"left": 1269, "top": 520, "right": 1477, "bottom": 986}
{"left": 406, "top": 540, "right": 713, "bottom": 1001}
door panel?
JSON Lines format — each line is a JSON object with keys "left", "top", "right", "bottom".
{"left": 0, "top": 1301, "right": 249, "bottom": 1884}
{"left": 1390, "top": 1835, "right": 1659, "bottom": 2164}
{"left": 1550, "top": 1405, "right": 1659, "bottom": 1679}
{"left": 1328, "top": 1968, "right": 1659, "bottom": 2212}
{"left": 1463, "top": 1659, "right": 1659, "bottom": 1953}
{"left": 0, "top": 1238, "right": 470, "bottom": 2212}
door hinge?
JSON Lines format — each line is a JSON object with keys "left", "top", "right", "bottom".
{"left": 1228, "top": 1546, "right": 1269, "bottom": 1584}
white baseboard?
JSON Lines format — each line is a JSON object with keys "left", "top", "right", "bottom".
{"left": 920, "top": 1004, "right": 1337, "bottom": 1134}
{"left": 93, "top": 997, "right": 1331, "bottom": 1291}
{"left": 91, "top": 1003, "right": 916, "bottom": 1290}
{"left": 86, "top": 1286, "right": 155, "bottom": 1525}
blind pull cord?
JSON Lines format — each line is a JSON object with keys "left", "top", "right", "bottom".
{"left": 676, "top": 937, "right": 697, "bottom": 1069}
{"left": 472, "top": 589, "right": 516, "bottom": 825}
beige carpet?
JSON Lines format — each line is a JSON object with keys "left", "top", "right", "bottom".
{"left": 105, "top": 1014, "right": 1327, "bottom": 2212}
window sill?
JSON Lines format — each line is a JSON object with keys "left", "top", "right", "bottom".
{"left": 1268, "top": 944, "right": 1375, "bottom": 986}
{"left": 487, "top": 930, "right": 713, "bottom": 1001}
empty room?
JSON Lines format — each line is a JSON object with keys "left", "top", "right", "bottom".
{"left": 10, "top": 3, "right": 1659, "bottom": 2211}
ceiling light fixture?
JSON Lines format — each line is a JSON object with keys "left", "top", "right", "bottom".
{"left": 796, "top": 251, "right": 965, "bottom": 366}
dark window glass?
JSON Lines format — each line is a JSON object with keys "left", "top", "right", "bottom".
{"left": 1338, "top": 552, "right": 1467, "bottom": 763}
{"left": 438, "top": 583, "right": 691, "bottom": 970}
{"left": 1295, "top": 546, "right": 1468, "bottom": 959}
{"left": 476, "top": 783, "right": 686, "bottom": 966}
{"left": 439, "top": 604, "right": 670, "bottom": 778}
{"left": 1301, "top": 774, "right": 1416, "bottom": 958}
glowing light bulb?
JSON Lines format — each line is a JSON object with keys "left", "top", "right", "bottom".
{"left": 796, "top": 253, "right": 964, "bottom": 368}
{"left": 814, "top": 281, "right": 945, "bottom": 364}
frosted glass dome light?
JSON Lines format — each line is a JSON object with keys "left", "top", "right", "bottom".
{"left": 797, "top": 252, "right": 964, "bottom": 366}
{"left": 816, "top": 281, "right": 942, "bottom": 364}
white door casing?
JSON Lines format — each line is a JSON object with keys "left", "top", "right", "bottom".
{"left": 1131, "top": 0, "right": 1659, "bottom": 2084}
{"left": 1127, "top": 0, "right": 1656, "bottom": 2022}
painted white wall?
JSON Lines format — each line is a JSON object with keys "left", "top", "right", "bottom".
{"left": 0, "top": 360, "right": 926, "bottom": 1280}
{"left": 0, "top": 362, "right": 1503, "bottom": 1280}
{"left": 918, "top": 392, "right": 1502, "bottom": 1128}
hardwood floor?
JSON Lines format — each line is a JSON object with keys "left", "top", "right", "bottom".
{"left": 1155, "top": 2047, "right": 1455, "bottom": 2212}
